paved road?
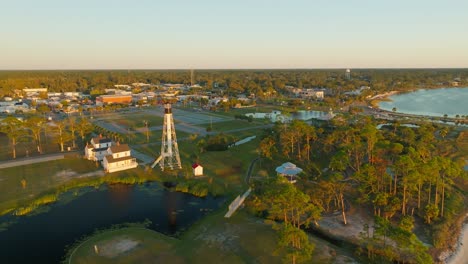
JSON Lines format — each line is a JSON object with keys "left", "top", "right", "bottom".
{"left": 0, "top": 153, "right": 68, "bottom": 169}
{"left": 130, "top": 147, "right": 156, "bottom": 165}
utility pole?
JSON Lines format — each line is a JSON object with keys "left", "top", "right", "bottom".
{"left": 143, "top": 120, "right": 149, "bottom": 143}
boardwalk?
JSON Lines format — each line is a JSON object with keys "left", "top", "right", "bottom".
{"left": 225, "top": 188, "right": 252, "bottom": 218}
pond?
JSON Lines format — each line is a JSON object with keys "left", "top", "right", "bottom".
{"left": 378, "top": 87, "right": 468, "bottom": 117}
{"left": 0, "top": 182, "right": 223, "bottom": 264}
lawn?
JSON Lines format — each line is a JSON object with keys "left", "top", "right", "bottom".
{"left": 0, "top": 158, "right": 99, "bottom": 214}
{"left": 109, "top": 114, "right": 165, "bottom": 129}
{"left": 68, "top": 209, "right": 351, "bottom": 264}
{"left": 134, "top": 136, "right": 261, "bottom": 191}
{"left": 202, "top": 119, "right": 267, "bottom": 132}
{"left": 68, "top": 211, "right": 281, "bottom": 264}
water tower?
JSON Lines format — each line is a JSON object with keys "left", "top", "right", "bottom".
{"left": 345, "top": 69, "right": 351, "bottom": 80}
{"left": 151, "top": 103, "right": 182, "bottom": 170}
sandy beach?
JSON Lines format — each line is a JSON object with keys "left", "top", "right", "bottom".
{"left": 447, "top": 218, "right": 468, "bottom": 264}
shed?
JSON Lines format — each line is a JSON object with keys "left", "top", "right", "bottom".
{"left": 192, "top": 163, "right": 203, "bottom": 176}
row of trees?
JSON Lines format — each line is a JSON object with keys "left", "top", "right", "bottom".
{"left": 0, "top": 115, "right": 93, "bottom": 159}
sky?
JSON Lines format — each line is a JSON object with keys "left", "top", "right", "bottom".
{"left": 1, "top": 0, "right": 468, "bottom": 69}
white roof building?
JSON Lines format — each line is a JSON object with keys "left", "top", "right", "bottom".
{"left": 276, "top": 162, "right": 303, "bottom": 183}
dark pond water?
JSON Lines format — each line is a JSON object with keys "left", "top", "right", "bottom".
{"left": 0, "top": 182, "right": 223, "bottom": 264}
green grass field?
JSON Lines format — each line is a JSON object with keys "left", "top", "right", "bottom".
{"left": 68, "top": 211, "right": 281, "bottom": 264}
{"left": 0, "top": 158, "right": 99, "bottom": 214}
{"left": 111, "top": 114, "right": 164, "bottom": 129}
{"left": 134, "top": 136, "right": 261, "bottom": 192}
{"left": 68, "top": 209, "right": 350, "bottom": 264}
{"left": 202, "top": 119, "right": 267, "bottom": 132}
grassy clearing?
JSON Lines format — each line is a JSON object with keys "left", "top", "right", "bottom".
{"left": 69, "top": 209, "right": 351, "bottom": 264}
{"left": 69, "top": 227, "right": 182, "bottom": 264}
{"left": 0, "top": 158, "right": 98, "bottom": 213}
{"left": 68, "top": 211, "right": 278, "bottom": 264}
{"left": 134, "top": 135, "right": 261, "bottom": 192}
{"left": 203, "top": 119, "right": 267, "bottom": 132}
{"left": 111, "top": 114, "right": 164, "bottom": 129}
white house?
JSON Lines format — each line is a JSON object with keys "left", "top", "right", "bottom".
{"left": 102, "top": 144, "right": 138, "bottom": 173}
{"left": 84, "top": 136, "right": 113, "bottom": 161}
{"left": 192, "top": 163, "right": 203, "bottom": 176}
{"left": 300, "top": 89, "right": 324, "bottom": 99}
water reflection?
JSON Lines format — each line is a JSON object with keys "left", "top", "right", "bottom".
{"left": 0, "top": 182, "right": 222, "bottom": 264}
{"left": 108, "top": 184, "right": 133, "bottom": 215}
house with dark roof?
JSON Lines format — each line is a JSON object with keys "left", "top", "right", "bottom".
{"left": 102, "top": 143, "right": 138, "bottom": 173}
{"left": 84, "top": 136, "right": 113, "bottom": 161}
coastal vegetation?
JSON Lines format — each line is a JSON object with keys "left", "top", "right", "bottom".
{"left": 250, "top": 117, "right": 466, "bottom": 263}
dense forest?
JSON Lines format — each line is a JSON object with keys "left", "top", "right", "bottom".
{"left": 0, "top": 69, "right": 467, "bottom": 98}
{"left": 248, "top": 117, "right": 467, "bottom": 263}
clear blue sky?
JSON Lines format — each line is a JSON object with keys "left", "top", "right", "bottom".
{"left": 1, "top": 0, "right": 467, "bottom": 69}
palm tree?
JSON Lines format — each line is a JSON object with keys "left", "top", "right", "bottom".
{"left": 25, "top": 116, "right": 45, "bottom": 153}
{"left": 0, "top": 116, "right": 27, "bottom": 159}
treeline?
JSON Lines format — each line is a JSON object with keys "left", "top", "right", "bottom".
{"left": 0, "top": 69, "right": 466, "bottom": 98}
{"left": 0, "top": 115, "right": 93, "bottom": 159}
{"left": 254, "top": 118, "right": 466, "bottom": 263}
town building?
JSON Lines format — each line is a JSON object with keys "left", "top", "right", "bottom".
{"left": 23, "top": 88, "right": 47, "bottom": 97}
{"left": 102, "top": 144, "right": 138, "bottom": 173}
{"left": 300, "top": 89, "right": 324, "bottom": 99}
{"left": 95, "top": 95, "right": 132, "bottom": 105}
{"left": 192, "top": 163, "right": 204, "bottom": 176}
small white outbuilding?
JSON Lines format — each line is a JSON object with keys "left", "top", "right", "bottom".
{"left": 192, "top": 163, "right": 203, "bottom": 176}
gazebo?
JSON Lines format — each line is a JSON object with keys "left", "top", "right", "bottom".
{"left": 275, "top": 162, "right": 302, "bottom": 183}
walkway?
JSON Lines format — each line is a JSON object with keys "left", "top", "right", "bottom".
{"left": 0, "top": 153, "right": 66, "bottom": 169}
{"left": 225, "top": 188, "right": 252, "bottom": 218}
{"left": 224, "top": 157, "right": 261, "bottom": 218}
{"left": 129, "top": 147, "right": 155, "bottom": 165}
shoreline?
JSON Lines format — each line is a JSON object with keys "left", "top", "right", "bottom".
{"left": 445, "top": 214, "right": 468, "bottom": 264}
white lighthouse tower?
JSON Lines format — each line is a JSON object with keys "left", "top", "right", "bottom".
{"left": 151, "top": 103, "right": 182, "bottom": 170}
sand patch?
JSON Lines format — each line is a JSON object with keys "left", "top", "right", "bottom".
{"left": 55, "top": 169, "right": 78, "bottom": 178}
{"left": 54, "top": 169, "right": 104, "bottom": 180}
{"left": 99, "top": 238, "right": 140, "bottom": 258}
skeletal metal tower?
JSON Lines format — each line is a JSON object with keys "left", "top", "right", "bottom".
{"left": 151, "top": 103, "right": 181, "bottom": 170}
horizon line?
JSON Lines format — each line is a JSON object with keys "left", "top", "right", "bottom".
{"left": 1, "top": 67, "right": 468, "bottom": 71}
